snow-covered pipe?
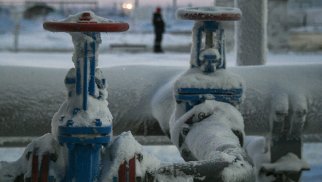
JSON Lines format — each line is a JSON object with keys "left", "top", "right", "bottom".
{"left": 235, "top": 0, "right": 267, "bottom": 66}
{"left": 1, "top": 65, "right": 322, "bottom": 139}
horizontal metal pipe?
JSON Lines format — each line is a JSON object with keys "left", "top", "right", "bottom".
{"left": 0, "top": 65, "right": 322, "bottom": 140}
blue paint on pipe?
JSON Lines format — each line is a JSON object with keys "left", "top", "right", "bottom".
{"left": 76, "top": 59, "right": 81, "bottom": 95}
{"left": 89, "top": 33, "right": 96, "bottom": 96}
{"left": 65, "top": 77, "right": 76, "bottom": 84}
{"left": 83, "top": 42, "right": 88, "bottom": 111}
{"left": 195, "top": 27, "right": 202, "bottom": 67}
{"left": 176, "top": 87, "right": 243, "bottom": 111}
{"left": 58, "top": 125, "right": 112, "bottom": 182}
{"left": 220, "top": 29, "right": 226, "bottom": 69}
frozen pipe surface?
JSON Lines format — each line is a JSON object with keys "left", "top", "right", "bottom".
{"left": 1, "top": 65, "right": 322, "bottom": 139}
{"left": 236, "top": 0, "right": 267, "bottom": 66}
{"left": 157, "top": 156, "right": 254, "bottom": 181}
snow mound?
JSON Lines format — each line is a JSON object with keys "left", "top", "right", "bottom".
{"left": 174, "top": 68, "right": 244, "bottom": 90}
{"left": 0, "top": 133, "right": 66, "bottom": 181}
{"left": 261, "top": 153, "right": 310, "bottom": 173}
{"left": 100, "top": 131, "right": 161, "bottom": 180}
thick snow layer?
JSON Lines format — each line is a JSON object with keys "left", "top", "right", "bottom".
{"left": 170, "top": 100, "right": 244, "bottom": 153}
{"left": 70, "top": 32, "right": 101, "bottom": 65}
{"left": 0, "top": 133, "right": 66, "bottom": 181}
{"left": 60, "top": 11, "right": 114, "bottom": 24}
{"left": 51, "top": 95, "right": 113, "bottom": 137}
{"left": 169, "top": 98, "right": 254, "bottom": 180}
{"left": 1, "top": 52, "right": 322, "bottom": 68}
{"left": 1, "top": 143, "right": 322, "bottom": 181}
{"left": 156, "top": 154, "right": 254, "bottom": 181}
{"left": 244, "top": 136, "right": 271, "bottom": 181}
{"left": 0, "top": 32, "right": 191, "bottom": 52}
{"left": 261, "top": 153, "right": 310, "bottom": 173}
{"left": 0, "top": 52, "right": 191, "bottom": 68}
{"left": 0, "top": 132, "right": 163, "bottom": 181}
{"left": 221, "top": 158, "right": 255, "bottom": 182}
{"left": 174, "top": 68, "right": 244, "bottom": 90}
{"left": 100, "top": 132, "right": 161, "bottom": 180}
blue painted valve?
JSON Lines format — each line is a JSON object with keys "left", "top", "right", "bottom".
{"left": 58, "top": 125, "right": 112, "bottom": 181}
{"left": 175, "top": 7, "right": 243, "bottom": 111}
{"left": 43, "top": 12, "right": 129, "bottom": 182}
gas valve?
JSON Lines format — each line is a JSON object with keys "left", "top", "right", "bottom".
{"left": 44, "top": 11, "right": 129, "bottom": 182}
{"left": 175, "top": 7, "right": 243, "bottom": 111}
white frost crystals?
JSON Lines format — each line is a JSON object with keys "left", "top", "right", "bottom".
{"left": 176, "top": 6, "right": 242, "bottom": 20}
{"left": 60, "top": 11, "right": 115, "bottom": 24}
{"left": 51, "top": 94, "right": 113, "bottom": 138}
{"left": 174, "top": 68, "right": 245, "bottom": 91}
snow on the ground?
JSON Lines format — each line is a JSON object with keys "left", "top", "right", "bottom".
{"left": 0, "top": 145, "right": 184, "bottom": 163}
{"left": 0, "top": 143, "right": 321, "bottom": 181}
{"left": 261, "top": 153, "right": 310, "bottom": 172}
{"left": 291, "top": 26, "right": 322, "bottom": 33}
{"left": 0, "top": 148, "right": 24, "bottom": 162}
{"left": 0, "top": 9, "right": 193, "bottom": 51}
{"left": 1, "top": 51, "right": 322, "bottom": 68}
{"left": 0, "top": 31, "right": 192, "bottom": 51}
{"left": 0, "top": 51, "right": 190, "bottom": 68}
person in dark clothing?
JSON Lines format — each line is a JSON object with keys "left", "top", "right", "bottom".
{"left": 152, "top": 7, "right": 165, "bottom": 53}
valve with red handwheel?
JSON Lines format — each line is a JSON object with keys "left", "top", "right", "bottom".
{"left": 169, "top": 6, "right": 256, "bottom": 181}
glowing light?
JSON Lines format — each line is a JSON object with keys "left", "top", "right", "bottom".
{"left": 122, "top": 3, "right": 133, "bottom": 10}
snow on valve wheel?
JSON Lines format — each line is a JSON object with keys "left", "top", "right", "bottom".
{"left": 176, "top": 6, "right": 241, "bottom": 21}
{"left": 43, "top": 12, "right": 129, "bottom": 32}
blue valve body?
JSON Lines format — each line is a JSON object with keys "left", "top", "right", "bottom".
{"left": 176, "top": 88, "right": 243, "bottom": 111}
{"left": 58, "top": 125, "right": 112, "bottom": 182}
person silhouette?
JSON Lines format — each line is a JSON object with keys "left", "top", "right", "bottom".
{"left": 152, "top": 7, "right": 165, "bottom": 53}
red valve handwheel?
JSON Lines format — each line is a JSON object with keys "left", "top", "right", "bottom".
{"left": 176, "top": 7, "right": 241, "bottom": 21}
{"left": 43, "top": 22, "right": 129, "bottom": 32}
{"left": 43, "top": 12, "right": 129, "bottom": 32}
